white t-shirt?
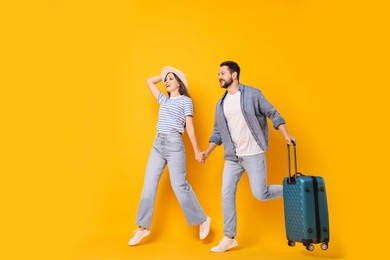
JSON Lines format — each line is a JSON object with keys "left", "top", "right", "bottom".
{"left": 223, "top": 91, "right": 263, "bottom": 156}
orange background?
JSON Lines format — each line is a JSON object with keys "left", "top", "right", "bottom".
{"left": 1, "top": 1, "right": 389, "bottom": 259}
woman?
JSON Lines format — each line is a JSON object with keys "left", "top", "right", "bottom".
{"left": 128, "top": 66, "right": 211, "bottom": 246}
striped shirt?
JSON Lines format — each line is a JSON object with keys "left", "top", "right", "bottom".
{"left": 157, "top": 92, "right": 193, "bottom": 133}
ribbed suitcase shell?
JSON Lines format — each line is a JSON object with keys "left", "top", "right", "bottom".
{"left": 283, "top": 143, "right": 330, "bottom": 251}
{"left": 283, "top": 176, "right": 330, "bottom": 249}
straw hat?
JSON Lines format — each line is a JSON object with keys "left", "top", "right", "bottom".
{"left": 161, "top": 66, "right": 188, "bottom": 90}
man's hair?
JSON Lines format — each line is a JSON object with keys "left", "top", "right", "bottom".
{"left": 220, "top": 61, "right": 240, "bottom": 81}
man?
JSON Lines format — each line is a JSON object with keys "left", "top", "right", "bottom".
{"left": 203, "top": 61, "right": 295, "bottom": 253}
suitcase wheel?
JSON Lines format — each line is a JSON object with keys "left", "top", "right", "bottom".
{"left": 287, "top": 240, "right": 295, "bottom": 247}
{"left": 321, "top": 243, "right": 328, "bottom": 250}
{"left": 306, "top": 244, "right": 314, "bottom": 251}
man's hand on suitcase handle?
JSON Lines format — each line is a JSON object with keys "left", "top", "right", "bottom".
{"left": 287, "top": 137, "right": 296, "bottom": 146}
{"left": 278, "top": 124, "right": 295, "bottom": 145}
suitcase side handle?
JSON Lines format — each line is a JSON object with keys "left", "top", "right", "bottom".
{"left": 287, "top": 140, "right": 301, "bottom": 184}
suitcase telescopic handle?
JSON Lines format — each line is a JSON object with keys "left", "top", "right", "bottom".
{"left": 287, "top": 140, "right": 298, "bottom": 184}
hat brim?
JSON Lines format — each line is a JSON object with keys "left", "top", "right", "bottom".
{"left": 161, "top": 66, "right": 188, "bottom": 90}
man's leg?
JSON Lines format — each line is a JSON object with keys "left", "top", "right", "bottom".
{"left": 222, "top": 160, "right": 244, "bottom": 237}
{"left": 242, "top": 153, "right": 283, "bottom": 201}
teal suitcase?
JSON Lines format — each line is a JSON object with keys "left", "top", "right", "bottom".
{"left": 283, "top": 142, "right": 330, "bottom": 251}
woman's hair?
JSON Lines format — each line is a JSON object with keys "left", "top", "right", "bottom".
{"left": 166, "top": 73, "right": 190, "bottom": 98}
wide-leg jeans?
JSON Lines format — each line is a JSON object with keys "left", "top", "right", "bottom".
{"left": 135, "top": 133, "right": 206, "bottom": 228}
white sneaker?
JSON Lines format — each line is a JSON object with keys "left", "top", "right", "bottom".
{"left": 210, "top": 236, "right": 238, "bottom": 252}
{"left": 199, "top": 216, "right": 211, "bottom": 240}
{"left": 128, "top": 228, "right": 151, "bottom": 246}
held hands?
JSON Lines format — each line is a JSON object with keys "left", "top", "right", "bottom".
{"left": 195, "top": 151, "right": 206, "bottom": 164}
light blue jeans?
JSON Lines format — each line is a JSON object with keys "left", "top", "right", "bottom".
{"left": 135, "top": 133, "right": 207, "bottom": 228}
{"left": 222, "top": 153, "right": 283, "bottom": 237}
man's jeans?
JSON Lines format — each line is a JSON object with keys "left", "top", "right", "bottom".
{"left": 136, "top": 133, "right": 206, "bottom": 228}
{"left": 222, "top": 153, "right": 283, "bottom": 237}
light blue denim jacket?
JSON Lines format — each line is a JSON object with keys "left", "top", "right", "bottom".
{"left": 209, "top": 84, "right": 286, "bottom": 162}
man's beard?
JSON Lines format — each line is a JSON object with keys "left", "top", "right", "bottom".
{"left": 220, "top": 78, "right": 233, "bottom": 89}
